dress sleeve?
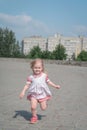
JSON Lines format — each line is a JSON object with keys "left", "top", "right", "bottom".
{"left": 26, "top": 76, "right": 32, "bottom": 85}
{"left": 46, "top": 74, "right": 50, "bottom": 83}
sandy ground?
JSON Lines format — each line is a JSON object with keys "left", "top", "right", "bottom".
{"left": 0, "top": 59, "right": 87, "bottom": 130}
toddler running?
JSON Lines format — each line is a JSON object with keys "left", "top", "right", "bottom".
{"left": 19, "top": 58, "right": 60, "bottom": 123}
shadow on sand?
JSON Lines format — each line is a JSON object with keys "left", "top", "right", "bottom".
{"left": 13, "top": 110, "right": 46, "bottom": 121}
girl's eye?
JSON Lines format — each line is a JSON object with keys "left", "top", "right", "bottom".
{"left": 34, "top": 67, "right": 41, "bottom": 69}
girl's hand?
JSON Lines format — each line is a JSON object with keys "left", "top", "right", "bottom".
{"left": 19, "top": 85, "right": 29, "bottom": 99}
{"left": 19, "top": 92, "right": 25, "bottom": 99}
{"left": 55, "top": 85, "right": 61, "bottom": 89}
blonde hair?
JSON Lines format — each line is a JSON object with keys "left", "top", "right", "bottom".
{"left": 30, "top": 58, "right": 44, "bottom": 72}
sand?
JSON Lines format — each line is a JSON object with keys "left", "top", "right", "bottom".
{"left": 0, "top": 58, "right": 87, "bottom": 130}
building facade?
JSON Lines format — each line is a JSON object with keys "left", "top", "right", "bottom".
{"left": 22, "top": 34, "right": 87, "bottom": 59}
{"left": 22, "top": 36, "right": 46, "bottom": 55}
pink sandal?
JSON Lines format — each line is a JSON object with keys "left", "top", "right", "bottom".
{"left": 30, "top": 115, "right": 38, "bottom": 124}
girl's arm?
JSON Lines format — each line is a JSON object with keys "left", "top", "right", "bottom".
{"left": 47, "top": 80, "right": 60, "bottom": 89}
{"left": 19, "top": 84, "right": 30, "bottom": 99}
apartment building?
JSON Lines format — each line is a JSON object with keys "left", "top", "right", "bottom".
{"left": 22, "top": 34, "right": 87, "bottom": 59}
{"left": 81, "top": 37, "right": 87, "bottom": 51}
{"left": 22, "top": 36, "right": 46, "bottom": 55}
{"left": 61, "top": 37, "right": 80, "bottom": 59}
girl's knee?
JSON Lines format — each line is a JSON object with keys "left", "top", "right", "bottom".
{"left": 41, "top": 105, "right": 47, "bottom": 110}
{"left": 31, "top": 98, "right": 37, "bottom": 110}
{"left": 31, "top": 106, "right": 36, "bottom": 110}
{"left": 40, "top": 101, "right": 47, "bottom": 110}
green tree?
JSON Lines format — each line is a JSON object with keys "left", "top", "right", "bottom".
{"left": 41, "top": 50, "right": 51, "bottom": 59}
{"left": 0, "top": 27, "right": 21, "bottom": 57}
{"left": 3, "top": 28, "right": 16, "bottom": 56}
{"left": 12, "top": 41, "right": 21, "bottom": 57}
{"left": 27, "top": 45, "right": 42, "bottom": 58}
{"left": 0, "top": 28, "right": 4, "bottom": 56}
{"left": 77, "top": 50, "right": 87, "bottom": 61}
{"left": 52, "top": 44, "right": 67, "bottom": 60}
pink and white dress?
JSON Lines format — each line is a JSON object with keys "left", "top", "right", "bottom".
{"left": 26, "top": 73, "right": 52, "bottom": 102}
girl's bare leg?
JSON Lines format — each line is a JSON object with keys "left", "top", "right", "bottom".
{"left": 30, "top": 97, "right": 38, "bottom": 117}
{"left": 40, "top": 100, "right": 47, "bottom": 110}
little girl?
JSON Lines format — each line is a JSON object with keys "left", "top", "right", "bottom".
{"left": 19, "top": 58, "right": 60, "bottom": 124}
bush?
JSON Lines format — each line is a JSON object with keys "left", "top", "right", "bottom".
{"left": 77, "top": 50, "right": 87, "bottom": 61}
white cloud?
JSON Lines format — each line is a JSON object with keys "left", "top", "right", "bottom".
{"left": 0, "top": 13, "right": 50, "bottom": 41}
{"left": 0, "top": 13, "right": 32, "bottom": 26}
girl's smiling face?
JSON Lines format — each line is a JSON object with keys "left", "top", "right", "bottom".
{"left": 33, "top": 62, "right": 43, "bottom": 75}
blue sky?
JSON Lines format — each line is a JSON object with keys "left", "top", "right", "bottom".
{"left": 0, "top": 0, "right": 87, "bottom": 42}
